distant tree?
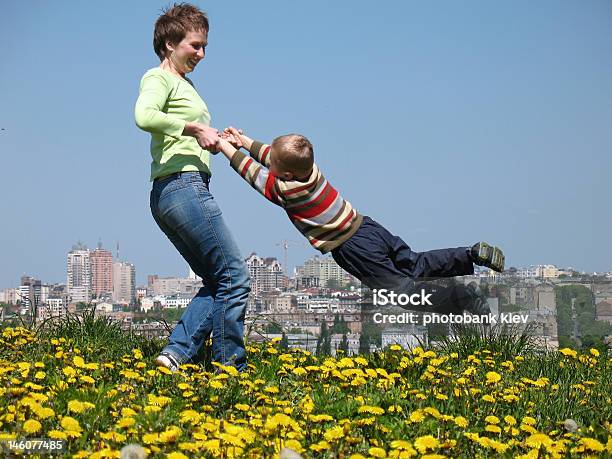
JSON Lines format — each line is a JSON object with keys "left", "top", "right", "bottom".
{"left": 326, "top": 278, "right": 341, "bottom": 289}
{"left": 339, "top": 333, "right": 349, "bottom": 354}
{"left": 316, "top": 321, "right": 331, "bottom": 356}
{"left": 359, "top": 332, "right": 370, "bottom": 355}
{"left": 280, "top": 332, "right": 289, "bottom": 350}
{"left": 264, "top": 322, "right": 282, "bottom": 334}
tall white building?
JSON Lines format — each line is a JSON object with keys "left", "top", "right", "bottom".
{"left": 113, "top": 261, "right": 136, "bottom": 305}
{"left": 67, "top": 244, "right": 91, "bottom": 304}
{"left": 246, "top": 253, "right": 284, "bottom": 294}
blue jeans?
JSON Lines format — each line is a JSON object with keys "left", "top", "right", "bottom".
{"left": 150, "top": 171, "right": 250, "bottom": 370}
{"left": 331, "top": 216, "right": 476, "bottom": 314}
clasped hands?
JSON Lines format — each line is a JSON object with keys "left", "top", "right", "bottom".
{"left": 191, "top": 123, "right": 243, "bottom": 153}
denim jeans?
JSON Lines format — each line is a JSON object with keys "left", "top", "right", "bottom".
{"left": 150, "top": 171, "right": 250, "bottom": 370}
{"left": 332, "top": 216, "right": 476, "bottom": 314}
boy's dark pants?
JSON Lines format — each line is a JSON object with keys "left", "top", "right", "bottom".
{"left": 331, "top": 216, "right": 476, "bottom": 314}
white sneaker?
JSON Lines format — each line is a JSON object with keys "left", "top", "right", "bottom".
{"left": 154, "top": 352, "right": 180, "bottom": 372}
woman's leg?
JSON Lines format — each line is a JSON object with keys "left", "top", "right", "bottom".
{"left": 150, "top": 173, "right": 250, "bottom": 369}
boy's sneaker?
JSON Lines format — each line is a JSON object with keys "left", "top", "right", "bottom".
{"left": 154, "top": 352, "right": 181, "bottom": 372}
{"left": 470, "top": 242, "right": 505, "bottom": 272}
{"left": 463, "top": 282, "right": 491, "bottom": 316}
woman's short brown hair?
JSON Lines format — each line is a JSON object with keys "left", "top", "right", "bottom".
{"left": 153, "top": 3, "right": 209, "bottom": 60}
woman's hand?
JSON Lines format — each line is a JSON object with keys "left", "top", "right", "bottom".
{"left": 184, "top": 122, "right": 220, "bottom": 150}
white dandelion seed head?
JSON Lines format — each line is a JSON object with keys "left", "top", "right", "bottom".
{"left": 120, "top": 443, "right": 147, "bottom": 459}
{"left": 279, "top": 447, "right": 303, "bottom": 459}
{"left": 563, "top": 419, "right": 579, "bottom": 433}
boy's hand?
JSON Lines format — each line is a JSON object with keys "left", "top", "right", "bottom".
{"left": 220, "top": 128, "right": 243, "bottom": 149}
{"left": 224, "top": 126, "right": 254, "bottom": 151}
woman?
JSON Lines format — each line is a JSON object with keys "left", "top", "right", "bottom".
{"left": 135, "top": 4, "right": 249, "bottom": 371}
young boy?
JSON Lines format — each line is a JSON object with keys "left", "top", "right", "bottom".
{"left": 216, "top": 128, "right": 504, "bottom": 315}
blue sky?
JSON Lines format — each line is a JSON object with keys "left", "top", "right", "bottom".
{"left": 1, "top": 1, "right": 611, "bottom": 287}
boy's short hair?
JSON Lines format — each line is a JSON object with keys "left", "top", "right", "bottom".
{"left": 272, "top": 134, "right": 315, "bottom": 177}
{"left": 153, "top": 3, "right": 209, "bottom": 61}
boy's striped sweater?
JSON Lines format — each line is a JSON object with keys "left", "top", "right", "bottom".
{"left": 229, "top": 140, "right": 363, "bottom": 253}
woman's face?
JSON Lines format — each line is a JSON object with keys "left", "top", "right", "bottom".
{"left": 167, "top": 29, "right": 208, "bottom": 75}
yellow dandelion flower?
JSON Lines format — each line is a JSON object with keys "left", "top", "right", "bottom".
{"left": 485, "top": 425, "right": 502, "bottom": 434}
{"left": 477, "top": 437, "right": 509, "bottom": 453}
{"left": 167, "top": 453, "right": 189, "bottom": 459}
{"left": 36, "top": 407, "right": 55, "bottom": 420}
{"left": 522, "top": 416, "right": 537, "bottom": 426}
{"left": 234, "top": 403, "right": 250, "bottom": 412}
{"left": 578, "top": 438, "right": 604, "bottom": 452}
{"left": 179, "top": 410, "right": 200, "bottom": 424}
{"left": 454, "top": 416, "right": 469, "bottom": 428}
{"left": 391, "top": 440, "right": 416, "bottom": 454}
{"left": 485, "top": 415, "right": 500, "bottom": 425}
{"left": 22, "top": 419, "right": 42, "bottom": 434}
{"left": 359, "top": 405, "right": 385, "bottom": 415}
{"left": 504, "top": 415, "right": 517, "bottom": 425}
{"left": 160, "top": 426, "right": 182, "bottom": 443}
{"left": 100, "top": 431, "right": 126, "bottom": 442}
{"left": 284, "top": 439, "right": 304, "bottom": 453}
{"left": 482, "top": 395, "right": 496, "bottom": 403}
{"left": 142, "top": 433, "right": 160, "bottom": 444}
{"left": 209, "top": 380, "right": 223, "bottom": 389}
{"left": 323, "top": 426, "right": 345, "bottom": 442}
{"left": 485, "top": 371, "right": 501, "bottom": 384}
{"left": 144, "top": 405, "right": 162, "bottom": 414}
{"left": 61, "top": 416, "right": 83, "bottom": 438}
{"left": 414, "top": 435, "right": 439, "bottom": 454}
{"left": 309, "top": 414, "right": 334, "bottom": 422}
{"left": 525, "top": 433, "right": 552, "bottom": 449}
{"left": 63, "top": 366, "right": 77, "bottom": 378}
{"left": 309, "top": 440, "right": 331, "bottom": 452}
{"left": 559, "top": 348, "right": 577, "bottom": 358}
{"left": 48, "top": 430, "right": 67, "bottom": 440}
{"left": 589, "top": 348, "right": 600, "bottom": 357}
{"left": 117, "top": 417, "right": 136, "bottom": 428}
{"left": 68, "top": 400, "right": 86, "bottom": 413}
{"left": 292, "top": 367, "right": 307, "bottom": 376}
{"left": 369, "top": 446, "right": 387, "bottom": 458}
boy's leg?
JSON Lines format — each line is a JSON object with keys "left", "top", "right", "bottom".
{"left": 389, "top": 237, "right": 474, "bottom": 279}
{"left": 331, "top": 217, "right": 417, "bottom": 292}
{"left": 332, "top": 217, "right": 483, "bottom": 314}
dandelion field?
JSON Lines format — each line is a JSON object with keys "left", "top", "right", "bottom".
{"left": 1, "top": 324, "right": 611, "bottom": 458}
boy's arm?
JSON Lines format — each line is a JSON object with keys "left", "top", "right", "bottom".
{"left": 217, "top": 138, "right": 284, "bottom": 205}
{"left": 224, "top": 127, "right": 272, "bottom": 167}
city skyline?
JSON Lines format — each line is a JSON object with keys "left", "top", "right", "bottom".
{"left": 2, "top": 1, "right": 611, "bottom": 288}
{"left": 0, "top": 237, "right": 604, "bottom": 291}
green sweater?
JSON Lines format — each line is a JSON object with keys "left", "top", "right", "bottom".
{"left": 135, "top": 68, "right": 212, "bottom": 181}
